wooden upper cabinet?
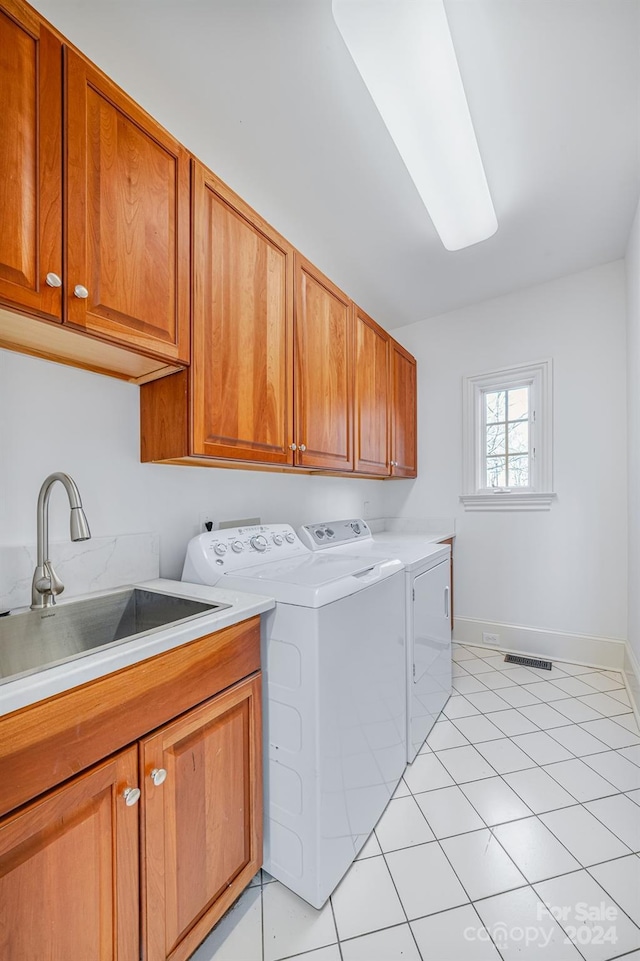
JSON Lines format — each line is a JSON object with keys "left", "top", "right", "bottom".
{"left": 191, "top": 162, "right": 294, "bottom": 463}
{"left": 64, "top": 47, "right": 190, "bottom": 363}
{"left": 141, "top": 674, "right": 262, "bottom": 961}
{"left": 390, "top": 340, "right": 417, "bottom": 477}
{"left": 354, "top": 305, "right": 390, "bottom": 475}
{"left": 295, "top": 255, "right": 353, "bottom": 471}
{"left": 0, "top": 1, "right": 62, "bottom": 320}
{"left": 0, "top": 747, "right": 139, "bottom": 961}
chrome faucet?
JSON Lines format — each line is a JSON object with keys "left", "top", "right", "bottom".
{"left": 31, "top": 473, "right": 91, "bottom": 610}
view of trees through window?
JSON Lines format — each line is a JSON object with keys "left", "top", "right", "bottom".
{"left": 484, "top": 386, "right": 530, "bottom": 488}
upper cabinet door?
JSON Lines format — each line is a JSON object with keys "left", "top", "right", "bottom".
{"left": 64, "top": 48, "right": 190, "bottom": 363}
{"left": 295, "top": 255, "right": 353, "bottom": 471}
{"left": 191, "top": 163, "right": 294, "bottom": 464}
{"left": 390, "top": 341, "right": 417, "bottom": 477}
{"left": 0, "top": 2, "right": 62, "bottom": 320}
{"left": 354, "top": 306, "right": 390, "bottom": 475}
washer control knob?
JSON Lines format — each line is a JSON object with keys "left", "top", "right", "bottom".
{"left": 326, "top": 528, "right": 335, "bottom": 538}
{"left": 272, "top": 533, "right": 283, "bottom": 545}
{"left": 316, "top": 529, "right": 325, "bottom": 539}
{"left": 231, "top": 540, "right": 244, "bottom": 553}
{"left": 250, "top": 534, "right": 268, "bottom": 552}
{"left": 213, "top": 542, "right": 227, "bottom": 556}
{"left": 284, "top": 532, "right": 296, "bottom": 544}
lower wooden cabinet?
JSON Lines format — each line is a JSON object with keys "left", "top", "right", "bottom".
{"left": 0, "top": 747, "right": 140, "bottom": 961}
{"left": 142, "top": 674, "right": 262, "bottom": 961}
{"left": 0, "top": 620, "right": 263, "bottom": 961}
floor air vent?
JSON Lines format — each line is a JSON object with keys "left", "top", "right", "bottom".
{"left": 504, "top": 654, "right": 553, "bottom": 671}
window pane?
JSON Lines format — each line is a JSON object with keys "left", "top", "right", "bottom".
{"left": 508, "top": 455, "right": 529, "bottom": 487}
{"left": 487, "top": 456, "right": 506, "bottom": 488}
{"left": 486, "top": 424, "right": 505, "bottom": 456}
{"left": 507, "top": 387, "right": 528, "bottom": 421}
{"left": 508, "top": 421, "right": 529, "bottom": 454}
{"left": 485, "top": 391, "right": 505, "bottom": 423}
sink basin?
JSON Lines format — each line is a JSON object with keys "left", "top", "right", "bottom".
{"left": 0, "top": 588, "right": 230, "bottom": 683}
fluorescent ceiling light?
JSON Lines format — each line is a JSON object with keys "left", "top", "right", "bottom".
{"left": 332, "top": 0, "right": 498, "bottom": 251}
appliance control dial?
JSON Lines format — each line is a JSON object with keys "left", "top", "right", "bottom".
{"left": 284, "top": 532, "right": 296, "bottom": 544}
{"left": 325, "top": 528, "right": 335, "bottom": 538}
{"left": 315, "top": 529, "right": 325, "bottom": 539}
{"left": 272, "top": 533, "right": 283, "bottom": 545}
{"left": 213, "top": 542, "right": 227, "bottom": 556}
{"left": 250, "top": 534, "right": 268, "bottom": 552}
{"left": 231, "top": 540, "right": 244, "bottom": 553}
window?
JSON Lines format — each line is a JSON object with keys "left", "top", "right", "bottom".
{"left": 461, "top": 360, "right": 555, "bottom": 511}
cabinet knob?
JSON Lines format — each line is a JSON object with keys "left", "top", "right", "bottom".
{"left": 150, "top": 768, "right": 167, "bottom": 786}
{"left": 73, "top": 284, "right": 89, "bottom": 299}
{"left": 390, "top": 460, "right": 397, "bottom": 467}
{"left": 122, "top": 786, "right": 141, "bottom": 806}
{"left": 298, "top": 444, "right": 307, "bottom": 452}
{"left": 45, "top": 272, "right": 62, "bottom": 288}
{"left": 289, "top": 443, "right": 297, "bottom": 451}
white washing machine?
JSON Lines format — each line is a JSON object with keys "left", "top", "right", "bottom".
{"left": 182, "top": 523, "right": 406, "bottom": 908}
{"left": 299, "top": 519, "right": 452, "bottom": 762}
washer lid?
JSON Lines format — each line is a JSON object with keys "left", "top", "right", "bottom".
{"left": 220, "top": 553, "right": 403, "bottom": 607}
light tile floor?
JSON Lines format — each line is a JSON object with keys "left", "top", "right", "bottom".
{"left": 191, "top": 644, "right": 640, "bottom": 961}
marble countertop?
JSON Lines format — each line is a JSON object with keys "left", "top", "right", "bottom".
{"left": 0, "top": 578, "right": 274, "bottom": 718}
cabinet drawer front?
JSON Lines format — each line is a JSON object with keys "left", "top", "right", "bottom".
{"left": 192, "top": 165, "right": 294, "bottom": 464}
{"left": 0, "top": 746, "right": 139, "bottom": 961}
{"left": 0, "top": 6, "right": 62, "bottom": 319}
{"left": 141, "top": 673, "right": 263, "bottom": 961}
{"left": 65, "top": 48, "right": 190, "bottom": 363}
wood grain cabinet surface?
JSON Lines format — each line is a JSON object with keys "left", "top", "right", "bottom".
{"left": 191, "top": 162, "right": 294, "bottom": 464}
{"left": 0, "top": 0, "right": 190, "bottom": 380}
{"left": 64, "top": 47, "right": 190, "bottom": 364}
{"left": 390, "top": 340, "right": 418, "bottom": 478}
{"left": 0, "top": 1, "right": 62, "bottom": 320}
{"left": 0, "top": 617, "right": 262, "bottom": 961}
{"left": 354, "top": 305, "right": 391, "bottom": 475}
{"left": 294, "top": 255, "right": 354, "bottom": 471}
{"left": 0, "top": 747, "right": 140, "bottom": 961}
{"left": 142, "top": 674, "right": 262, "bottom": 961}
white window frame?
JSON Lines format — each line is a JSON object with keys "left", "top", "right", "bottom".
{"left": 460, "top": 359, "right": 555, "bottom": 511}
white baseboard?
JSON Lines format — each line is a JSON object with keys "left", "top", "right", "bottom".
{"left": 453, "top": 616, "right": 626, "bottom": 672}
{"left": 623, "top": 641, "right": 640, "bottom": 725}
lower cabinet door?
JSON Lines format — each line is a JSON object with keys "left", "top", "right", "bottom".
{"left": 141, "top": 673, "right": 263, "bottom": 961}
{"left": 0, "top": 747, "right": 140, "bottom": 961}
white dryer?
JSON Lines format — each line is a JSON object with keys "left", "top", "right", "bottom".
{"left": 182, "top": 523, "right": 406, "bottom": 908}
{"left": 299, "top": 519, "right": 452, "bottom": 762}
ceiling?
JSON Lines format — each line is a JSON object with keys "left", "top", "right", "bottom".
{"left": 34, "top": 0, "right": 640, "bottom": 330}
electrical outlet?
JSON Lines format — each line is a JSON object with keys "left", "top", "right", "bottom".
{"left": 363, "top": 500, "right": 371, "bottom": 519}
{"left": 482, "top": 632, "right": 500, "bottom": 647}
{"left": 199, "top": 512, "right": 216, "bottom": 533}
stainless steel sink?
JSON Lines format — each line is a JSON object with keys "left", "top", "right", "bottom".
{"left": 0, "top": 588, "right": 230, "bottom": 683}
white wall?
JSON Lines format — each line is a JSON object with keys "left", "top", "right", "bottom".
{"left": 0, "top": 350, "right": 385, "bottom": 587}
{"left": 384, "top": 261, "right": 628, "bottom": 652}
{"left": 626, "top": 199, "right": 640, "bottom": 669}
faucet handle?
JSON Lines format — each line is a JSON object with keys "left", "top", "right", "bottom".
{"left": 45, "top": 562, "right": 64, "bottom": 600}
{"left": 34, "top": 562, "right": 65, "bottom": 605}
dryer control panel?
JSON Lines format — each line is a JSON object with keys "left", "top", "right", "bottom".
{"left": 299, "top": 518, "right": 373, "bottom": 551}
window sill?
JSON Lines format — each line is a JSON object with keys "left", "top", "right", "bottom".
{"left": 459, "top": 492, "right": 557, "bottom": 512}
